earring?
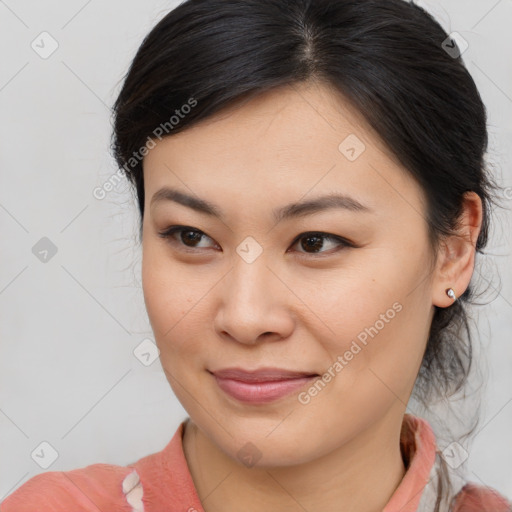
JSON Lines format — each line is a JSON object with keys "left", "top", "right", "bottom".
{"left": 446, "top": 288, "right": 457, "bottom": 301}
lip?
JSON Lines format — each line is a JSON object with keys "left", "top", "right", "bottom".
{"left": 209, "top": 367, "right": 319, "bottom": 404}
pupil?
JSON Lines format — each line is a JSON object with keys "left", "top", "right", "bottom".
{"left": 183, "top": 230, "right": 201, "bottom": 246}
{"left": 303, "top": 235, "right": 322, "bottom": 252}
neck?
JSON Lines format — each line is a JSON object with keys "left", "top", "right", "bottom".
{"left": 182, "top": 410, "right": 407, "bottom": 512}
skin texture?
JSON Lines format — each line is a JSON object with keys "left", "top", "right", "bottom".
{"left": 141, "top": 80, "right": 483, "bottom": 512}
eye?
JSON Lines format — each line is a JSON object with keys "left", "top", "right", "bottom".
{"left": 289, "top": 231, "right": 353, "bottom": 256}
{"left": 157, "top": 225, "right": 218, "bottom": 251}
{"left": 157, "top": 226, "right": 354, "bottom": 256}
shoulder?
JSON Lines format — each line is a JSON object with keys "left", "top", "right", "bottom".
{"left": 0, "top": 423, "right": 188, "bottom": 512}
{"left": 0, "top": 462, "right": 139, "bottom": 511}
{"left": 452, "top": 482, "right": 511, "bottom": 512}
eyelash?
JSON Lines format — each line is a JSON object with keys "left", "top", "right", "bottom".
{"left": 157, "top": 225, "right": 354, "bottom": 257}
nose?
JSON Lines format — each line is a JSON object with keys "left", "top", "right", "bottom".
{"left": 213, "top": 256, "right": 295, "bottom": 346}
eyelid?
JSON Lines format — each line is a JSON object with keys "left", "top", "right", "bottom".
{"left": 288, "top": 232, "right": 353, "bottom": 257}
{"left": 157, "top": 225, "right": 354, "bottom": 255}
{"left": 157, "top": 225, "right": 219, "bottom": 251}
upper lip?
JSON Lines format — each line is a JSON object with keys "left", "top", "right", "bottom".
{"left": 209, "top": 367, "right": 319, "bottom": 382}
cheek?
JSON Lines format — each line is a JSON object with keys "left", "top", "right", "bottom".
{"left": 141, "top": 244, "right": 192, "bottom": 341}
{"left": 141, "top": 243, "right": 214, "bottom": 367}
{"left": 312, "top": 255, "right": 428, "bottom": 390}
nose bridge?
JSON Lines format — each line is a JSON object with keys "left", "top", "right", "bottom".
{"left": 227, "top": 247, "right": 274, "bottom": 311}
{"left": 229, "top": 234, "right": 274, "bottom": 298}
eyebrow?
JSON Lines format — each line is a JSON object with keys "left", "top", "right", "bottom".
{"left": 150, "top": 186, "right": 374, "bottom": 223}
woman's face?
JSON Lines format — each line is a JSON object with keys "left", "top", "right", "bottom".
{"left": 141, "top": 81, "right": 440, "bottom": 466}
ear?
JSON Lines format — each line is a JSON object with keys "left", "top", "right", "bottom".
{"left": 432, "top": 191, "right": 483, "bottom": 308}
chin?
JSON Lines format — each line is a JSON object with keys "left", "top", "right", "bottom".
{"left": 198, "top": 414, "right": 326, "bottom": 468}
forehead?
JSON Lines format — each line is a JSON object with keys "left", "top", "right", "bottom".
{"left": 142, "top": 81, "right": 426, "bottom": 220}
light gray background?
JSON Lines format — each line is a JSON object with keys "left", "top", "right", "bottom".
{"left": 1, "top": 0, "right": 511, "bottom": 502}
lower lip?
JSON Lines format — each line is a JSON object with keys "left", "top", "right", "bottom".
{"left": 212, "top": 374, "right": 317, "bottom": 404}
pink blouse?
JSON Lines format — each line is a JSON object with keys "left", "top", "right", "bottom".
{"left": 2, "top": 414, "right": 510, "bottom": 511}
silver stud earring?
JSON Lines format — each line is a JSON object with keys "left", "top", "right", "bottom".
{"left": 446, "top": 288, "right": 457, "bottom": 301}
